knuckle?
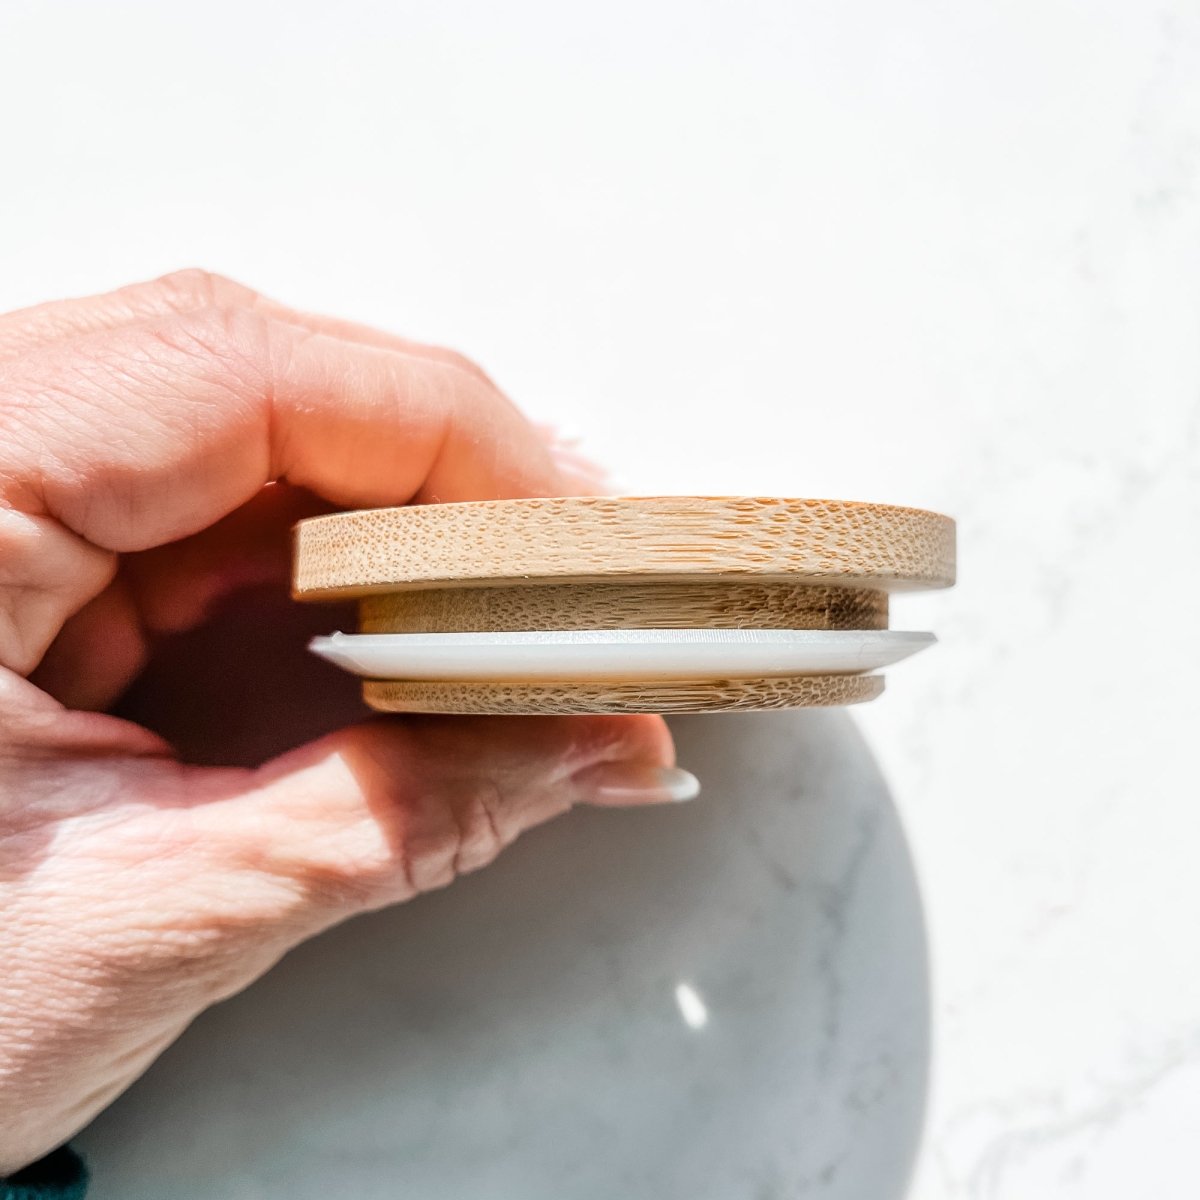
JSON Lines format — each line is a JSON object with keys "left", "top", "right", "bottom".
{"left": 401, "top": 778, "right": 508, "bottom": 895}
{"left": 450, "top": 780, "right": 507, "bottom": 877}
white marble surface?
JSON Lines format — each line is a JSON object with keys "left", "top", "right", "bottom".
{"left": 2, "top": 2, "right": 1199, "bottom": 1196}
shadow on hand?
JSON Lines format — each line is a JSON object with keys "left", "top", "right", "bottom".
{"left": 113, "top": 584, "right": 364, "bottom": 767}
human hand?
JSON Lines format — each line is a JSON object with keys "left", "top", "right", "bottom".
{"left": 0, "top": 271, "right": 694, "bottom": 1173}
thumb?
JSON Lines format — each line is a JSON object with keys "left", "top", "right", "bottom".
{"left": 0, "top": 710, "right": 695, "bottom": 1172}
{"left": 215, "top": 713, "right": 696, "bottom": 931}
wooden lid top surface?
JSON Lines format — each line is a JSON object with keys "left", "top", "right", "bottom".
{"left": 293, "top": 496, "right": 955, "bottom": 600}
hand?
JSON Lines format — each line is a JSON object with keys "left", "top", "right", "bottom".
{"left": 0, "top": 270, "right": 693, "bottom": 1174}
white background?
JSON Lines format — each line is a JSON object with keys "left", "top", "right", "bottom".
{"left": 3, "top": 2, "right": 1199, "bottom": 1196}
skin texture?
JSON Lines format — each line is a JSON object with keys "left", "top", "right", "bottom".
{"left": 0, "top": 271, "right": 679, "bottom": 1174}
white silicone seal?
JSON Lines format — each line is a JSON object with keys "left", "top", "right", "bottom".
{"left": 308, "top": 628, "right": 935, "bottom": 683}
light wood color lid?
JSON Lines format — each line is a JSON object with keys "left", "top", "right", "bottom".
{"left": 293, "top": 496, "right": 956, "bottom": 599}
{"left": 292, "top": 496, "right": 953, "bottom": 715}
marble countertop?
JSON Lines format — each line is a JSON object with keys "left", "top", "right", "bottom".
{"left": 2, "top": 2, "right": 1197, "bottom": 1195}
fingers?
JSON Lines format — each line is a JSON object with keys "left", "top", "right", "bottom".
{"left": 26, "top": 574, "right": 146, "bottom": 713}
{"left": 2, "top": 306, "right": 561, "bottom": 546}
{"left": 0, "top": 507, "right": 118, "bottom": 679}
{"left": 222, "top": 713, "right": 688, "bottom": 920}
{"left": 0, "top": 302, "right": 564, "bottom": 674}
{"left": 30, "top": 484, "right": 337, "bottom": 711}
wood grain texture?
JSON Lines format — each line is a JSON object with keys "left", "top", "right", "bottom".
{"left": 359, "top": 582, "right": 889, "bottom": 633}
{"left": 362, "top": 672, "right": 885, "bottom": 715}
{"left": 294, "top": 496, "right": 952, "bottom": 714}
{"left": 294, "top": 496, "right": 956, "bottom": 599}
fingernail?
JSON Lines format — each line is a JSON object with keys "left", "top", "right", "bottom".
{"left": 572, "top": 762, "right": 701, "bottom": 805}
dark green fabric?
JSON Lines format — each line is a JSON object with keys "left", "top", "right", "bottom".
{"left": 0, "top": 1147, "right": 88, "bottom": 1200}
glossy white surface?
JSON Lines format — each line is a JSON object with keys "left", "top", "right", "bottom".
{"left": 3, "top": 1, "right": 1198, "bottom": 1195}
{"left": 309, "top": 628, "right": 935, "bottom": 681}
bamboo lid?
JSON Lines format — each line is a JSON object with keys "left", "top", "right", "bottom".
{"left": 293, "top": 496, "right": 955, "bottom": 715}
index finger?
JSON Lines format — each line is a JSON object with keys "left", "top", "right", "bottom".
{"left": 3, "top": 305, "right": 561, "bottom": 549}
{"left": 0, "top": 303, "right": 566, "bottom": 673}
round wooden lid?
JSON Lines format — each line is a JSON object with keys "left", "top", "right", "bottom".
{"left": 293, "top": 496, "right": 955, "bottom": 600}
